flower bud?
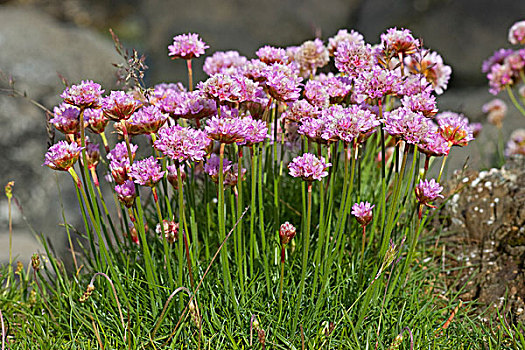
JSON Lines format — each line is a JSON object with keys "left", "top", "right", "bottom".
{"left": 279, "top": 222, "right": 297, "bottom": 245}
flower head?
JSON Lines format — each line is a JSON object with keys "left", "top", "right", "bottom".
{"left": 487, "top": 63, "right": 514, "bottom": 95}
{"left": 256, "top": 46, "right": 290, "bottom": 65}
{"left": 61, "top": 80, "right": 104, "bottom": 108}
{"left": 482, "top": 98, "right": 507, "bottom": 128}
{"left": 380, "top": 28, "right": 420, "bottom": 57}
{"left": 328, "top": 29, "right": 365, "bottom": 56}
{"left": 115, "top": 180, "right": 136, "bottom": 208}
{"left": 351, "top": 201, "right": 375, "bottom": 226}
{"left": 281, "top": 99, "right": 320, "bottom": 122}
{"left": 238, "top": 115, "right": 268, "bottom": 146}
{"left": 334, "top": 42, "right": 375, "bottom": 80}
{"left": 304, "top": 80, "right": 330, "bottom": 107}
{"left": 401, "top": 92, "right": 438, "bottom": 117}
{"left": 84, "top": 108, "right": 108, "bottom": 134}
{"left": 43, "top": 141, "right": 83, "bottom": 171}
{"left": 203, "top": 51, "right": 248, "bottom": 76}
{"left": 129, "top": 156, "right": 165, "bottom": 187}
{"left": 263, "top": 63, "right": 303, "bottom": 102}
{"left": 505, "top": 128, "right": 525, "bottom": 156}
{"left": 353, "top": 66, "right": 402, "bottom": 102}
{"left": 50, "top": 103, "right": 82, "bottom": 134}
{"left": 383, "top": 107, "right": 432, "bottom": 145}
{"left": 288, "top": 153, "right": 331, "bottom": 181}
{"left": 200, "top": 73, "right": 261, "bottom": 104}
{"left": 436, "top": 111, "right": 474, "bottom": 147}
{"left": 101, "top": 90, "right": 141, "bottom": 121}
{"left": 154, "top": 125, "right": 210, "bottom": 162}
{"left": 414, "top": 178, "right": 444, "bottom": 208}
{"left": 417, "top": 130, "right": 450, "bottom": 157}
{"left": 508, "top": 20, "right": 525, "bottom": 45}
{"left": 168, "top": 33, "right": 208, "bottom": 59}
{"left": 123, "top": 105, "right": 168, "bottom": 135}
{"left": 170, "top": 90, "right": 217, "bottom": 121}
{"left": 156, "top": 220, "right": 179, "bottom": 243}
{"left": 205, "top": 111, "right": 245, "bottom": 144}
{"left": 166, "top": 164, "right": 186, "bottom": 189}
{"left": 405, "top": 50, "right": 451, "bottom": 95}
{"left": 204, "top": 154, "right": 232, "bottom": 180}
{"left": 482, "top": 48, "right": 514, "bottom": 74}
{"left": 279, "top": 222, "right": 297, "bottom": 245}
{"left": 82, "top": 142, "right": 100, "bottom": 169}
{"left": 294, "top": 38, "right": 329, "bottom": 77}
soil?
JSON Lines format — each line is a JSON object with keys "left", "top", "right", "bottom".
{"left": 437, "top": 155, "right": 525, "bottom": 324}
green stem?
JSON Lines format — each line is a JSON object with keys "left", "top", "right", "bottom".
{"left": 153, "top": 187, "right": 174, "bottom": 290}
{"left": 506, "top": 85, "right": 525, "bottom": 117}
{"left": 437, "top": 153, "right": 449, "bottom": 183}
{"left": 249, "top": 147, "right": 257, "bottom": 282}
{"left": 258, "top": 143, "right": 271, "bottom": 296}
{"left": 293, "top": 181, "right": 313, "bottom": 333}
{"left": 278, "top": 246, "right": 286, "bottom": 322}
{"left": 236, "top": 146, "right": 245, "bottom": 301}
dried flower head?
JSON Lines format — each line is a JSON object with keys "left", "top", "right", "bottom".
{"left": 505, "top": 128, "right": 525, "bottom": 156}
{"left": 294, "top": 38, "right": 329, "bottom": 77}
{"left": 156, "top": 220, "right": 179, "bottom": 243}
{"left": 482, "top": 98, "right": 507, "bottom": 128}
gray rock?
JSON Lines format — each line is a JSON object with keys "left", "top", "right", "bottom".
{"left": 0, "top": 5, "right": 122, "bottom": 263}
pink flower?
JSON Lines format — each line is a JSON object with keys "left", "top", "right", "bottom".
{"left": 156, "top": 220, "right": 179, "bottom": 243}
{"left": 508, "top": 20, "right": 525, "bottom": 45}
{"left": 482, "top": 49, "right": 513, "bottom": 74}
{"left": 279, "top": 222, "right": 297, "bottom": 245}
{"left": 405, "top": 50, "right": 451, "bottom": 95}
{"left": 50, "top": 103, "right": 82, "bottom": 134}
{"left": 353, "top": 66, "right": 402, "bottom": 102}
{"left": 61, "top": 80, "right": 104, "bottom": 108}
{"left": 401, "top": 92, "right": 438, "bottom": 117}
{"left": 351, "top": 201, "right": 375, "bottom": 226}
{"left": 281, "top": 100, "right": 320, "bottom": 122}
{"left": 264, "top": 63, "right": 303, "bottom": 103}
{"left": 101, "top": 90, "right": 142, "bottom": 121}
{"left": 203, "top": 51, "right": 248, "bottom": 76}
{"left": 238, "top": 115, "right": 268, "bottom": 146}
{"left": 482, "top": 98, "right": 507, "bottom": 127}
{"left": 123, "top": 105, "right": 168, "bottom": 135}
{"left": 129, "top": 156, "right": 165, "bottom": 187}
{"left": 436, "top": 111, "right": 474, "bottom": 147}
{"left": 414, "top": 178, "right": 444, "bottom": 208}
{"left": 256, "top": 46, "right": 290, "bottom": 65}
{"left": 200, "top": 73, "right": 261, "bottom": 104}
{"left": 505, "top": 129, "right": 525, "bottom": 156}
{"left": 334, "top": 42, "right": 375, "bottom": 80}
{"left": 288, "top": 153, "right": 331, "bottom": 181}
{"left": 43, "top": 141, "right": 83, "bottom": 171}
{"left": 154, "top": 125, "right": 210, "bottom": 163}
{"left": 84, "top": 108, "right": 108, "bottom": 134}
{"left": 383, "top": 107, "right": 432, "bottom": 145}
{"left": 294, "top": 38, "right": 329, "bottom": 77}
{"left": 328, "top": 29, "right": 365, "bottom": 56}
{"left": 168, "top": 33, "right": 208, "bottom": 59}
{"left": 115, "top": 180, "right": 136, "bottom": 208}
{"left": 380, "top": 27, "right": 420, "bottom": 56}
{"left": 205, "top": 111, "right": 245, "bottom": 144}
{"left": 487, "top": 63, "right": 514, "bottom": 95}
{"left": 417, "top": 130, "right": 450, "bottom": 157}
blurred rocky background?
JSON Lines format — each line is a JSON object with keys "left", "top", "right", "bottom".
{"left": 0, "top": 0, "right": 524, "bottom": 275}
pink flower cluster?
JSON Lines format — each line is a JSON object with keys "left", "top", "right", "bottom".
{"left": 288, "top": 153, "right": 331, "bottom": 182}
{"left": 168, "top": 33, "right": 208, "bottom": 60}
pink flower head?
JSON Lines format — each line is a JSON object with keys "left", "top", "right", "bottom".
{"left": 264, "top": 63, "right": 303, "bottom": 103}
{"left": 401, "top": 92, "right": 438, "bottom": 117}
{"left": 256, "top": 46, "right": 290, "bottom": 65}
{"left": 204, "top": 153, "right": 232, "bottom": 179}
{"left": 238, "top": 115, "right": 268, "bottom": 146}
{"left": 436, "top": 111, "right": 474, "bottom": 147}
{"left": 316, "top": 73, "right": 353, "bottom": 104}
{"left": 84, "top": 108, "right": 108, "bottom": 134}
{"left": 154, "top": 125, "right": 210, "bottom": 163}
{"left": 243, "top": 59, "right": 269, "bottom": 83}
{"left": 508, "top": 20, "right": 525, "bottom": 45}
{"left": 203, "top": 51, "right": 248, "bottom": 76}
{"left": 383, "top": 107, "right": 432, "bottom": 145}
{"left": 398, "top": 74, "right": 433, "bottom": 96}
{"left": 200, "top": 73, "right": 261, "bottom": 104}
{"left": 129, "top": 156, "right": 165, "bottom": 187}
{"left": 304, "top": 80, "right": 330, "bottom": 107}
{"left": 43, "top": 140, "right": 83, "bottom": 171}
{"left": 482, "top": 98, "right": 507, "bottom": 127}
{"left": 405, "top": 50, "right": 451, "bottom": 95}
{"left": 328, "top": 29, "right": 365, "bottom": 56}
{"left": 380, "top": 27, "right": 420, "bottom": 57}
{"left": 469, "top": 122, "right": 483, "bottom": 138}
{"left": 334, "top": 41, "right": 375, "bottom": 80}
{"left": 505, "top": 128, "right": 525, "bottom": 156}
{"left": 115, "top": 180, "right": 136, "bottom": 208}
{"left": 82, "top": 142, "right": 101, "bottom": 169}
{"left": 298, "top": 116, "right": 334, "bottom": 144}
{"left": 288, "top": 153, "right": 331, "bottom": 182}
{"left": 353, "top": 66, "right": 402, "bottom": 102}
{"left": 281, "top": 99, "right": 320, "bottom": 122}
{"left": 168, "top": 33, "right": 208, "bottom": 59}
{"left": 61, "top": 80, "right": 104, "bottom": 108}
{"left": 279, "top": 222, "right": 297, "bottom": 245}
{"left": 224, "top": 163, "right": 246, "bottom": 187}
{"left": 482, "top": 49, "right": 514, "bottom": 74}
{"left": 50, "top": 103, "right": 82, "bottom": 134}
{"left": 333, "top": 104, "right": 380, "bottom": 144}
{"left": 417, "top": 128, "right": 451, "bottom": 157}
{"left": 124, "top": 105, "right": 168, "bottom": 135}
{"left": 205, "top": 111, "right": 245, "bottom": 144}
{"left": 101, "top": 90, "right": 142, "bottom": 121}
{"left": 156, "top": 220, "right": 179, "bottom": 243}
{"left": 351, "top": 201, "right": 375, "bottom": 226}
{"left": 171, "top": 90, "right": 217, "bottom": 121}
{"left": 294, "top": 38, "right": 330, "bottom": 77}
{"left": 414, "top": 178, "right": 444, "bottom": 208}
{"left": 487, "top": 63, "right": 514, "bottom": 95}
